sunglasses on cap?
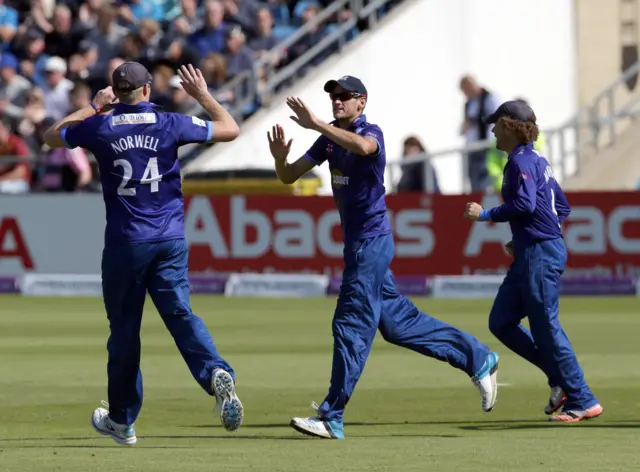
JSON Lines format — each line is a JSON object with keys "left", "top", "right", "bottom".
{"left": 329, "top": 92, "right": 365, "bottom": 101}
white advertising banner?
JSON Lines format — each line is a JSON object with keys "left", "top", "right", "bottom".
{"left": 20, "top": 273, "right": 103, "bottom": 297}
{"left": 431, "top": 275, "right": 506, "bottom": 299}
{"left": 1, "top": 195, "right": 105, "bottom": 276}
{"left": 224, "top": 273, "right": 329, "bottom": 298}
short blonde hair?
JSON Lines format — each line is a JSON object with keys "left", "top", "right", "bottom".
{"left": 115, "top": 86, "right": 145, "bottom": 104}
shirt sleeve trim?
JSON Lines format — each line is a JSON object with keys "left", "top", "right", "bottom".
{"left": 206, "top": 120, "right": 214, "bottom": 142}
{"left": 60, "top": 127, "right": 74, "bottom": 149}
{"left": 303, "top": 153, "right": 320, "bottom": 165}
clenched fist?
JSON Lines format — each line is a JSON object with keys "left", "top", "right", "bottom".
{"left": 464, "top": 202, "right": 484, "bottom": 221}
{"left": 93, "top": 86, "right": 118, "bottom": 109}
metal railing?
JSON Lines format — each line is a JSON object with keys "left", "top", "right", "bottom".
{"left": 579, "top": 59, "right": 640, "bottom": 153}
{"left": 389, "top": 58, "right": 640, "bottom": 194}
{"left": 214, "top": 0, "right": 398, "bottom": 124}
{"left": 387, "top": 120, "right": 582, "bottom": 194}
{"left": 175, "top": 0, "right": 399, "bottom": 168}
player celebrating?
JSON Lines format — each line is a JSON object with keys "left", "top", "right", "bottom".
{"left": 267, "top": 76, "right": 500, "bottom": 440}
{"left": 43, "top": 63, "right": 244, "bottom": 445}
{"left": 464, "top": 100, "right": 603, "bottom": 423}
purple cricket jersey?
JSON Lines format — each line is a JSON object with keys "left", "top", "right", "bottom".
{"left": 61, "top": 102, "right": 214, "bottom": 247}
{"left": 304, "top": 114, "right": 392, "bottom": 243}
{"left": 484, "top": 142, "right": 570, "bottom": 244}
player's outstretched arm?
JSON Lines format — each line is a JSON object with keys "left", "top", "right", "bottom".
{"left": 178, "top": 64, "right": 239, "bottom": 142}
{"left": 268, "top": 124, "right": 315, "bottom": 184}
{"left": 286, "top": 96, "right": 378, "bottom": 156}
{"left": 43, "top": 87, "right": 116, "bottom": 149}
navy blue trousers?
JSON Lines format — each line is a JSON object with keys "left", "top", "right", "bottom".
{"left": 318, "top": 233, "right": 490, "bottom": 422}
{"left": 489, "top": 238, "right": 598, "bottom": 410}
{"left": 101, "top": 238, "right": 233, "bottom": 425}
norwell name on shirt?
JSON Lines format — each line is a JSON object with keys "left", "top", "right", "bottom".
{"left": 110, "top": 135, "right": 159, "bottom": 154}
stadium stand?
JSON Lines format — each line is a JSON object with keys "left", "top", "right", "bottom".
{"left": 0, "top": 0, "right": 402, "bottom": 194}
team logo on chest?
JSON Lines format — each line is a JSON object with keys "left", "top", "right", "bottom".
{"left": 331, "top": 168, "right": 349, "bottom": 188}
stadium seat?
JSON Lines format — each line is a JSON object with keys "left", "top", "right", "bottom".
{"left": 324, "top": 23, "right": 360, "bottom": 42}
{"left": 269, "top": 3, "right": 291, "bottom": 26}
{"left": 272, "top": 24, "right": 298, "bottom": 41}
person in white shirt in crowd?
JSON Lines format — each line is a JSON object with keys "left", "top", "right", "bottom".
{"left": 43, "top": 56, "right": 73, "bottom": 120}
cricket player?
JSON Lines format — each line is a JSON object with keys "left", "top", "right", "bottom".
{"left": 267, "top": 76, "right": 500, "bottom": 440}
{"left": 464, "top": 100, "right": 603, "bottom": 423}
{"left": 43, "top": 63, "right": 244, "bottom": 445}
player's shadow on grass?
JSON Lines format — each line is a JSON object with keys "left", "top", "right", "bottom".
{"left": 0, "top": 437, "right": 198, "bottom": 449}
{"left": 194, "top": 419, "right": 640, "bottom": 430}
{"left": 146, "top": 435, "right": 309, "bottom": 440}
{"left": 0, "top": 435, "right": 308, "bottom": 443}
{"left": 459, "top": 420, "right": 640, "bottom": 431}
{"left": 10, "top": 444, "right": 193, "bottom": 449}
{"left": 150, "top": 433, "right": 463, "bottom": 439}
{"left": 0, "top": 437, "right": 99, "bottom": 442}
{"left": 189, "top": 419, "right": 545, "bottom": 429}
{"left": 0, "top": 436, "right": 308, "bottom": 445}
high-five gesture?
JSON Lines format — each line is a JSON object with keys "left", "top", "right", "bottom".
{"left": 177, "top": 63, "right": 239, "bottom": 142}
{"left": 267, "top": 124, "right": 293, "bottom": 161}
{"left": 177, "top": 64, "right": 209, "bottom": 100}
{"left": 287, "top": 96, "right": 320, "bottom": 130}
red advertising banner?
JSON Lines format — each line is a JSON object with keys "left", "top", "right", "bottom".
{"left": 184, "top": 192, "right": 640, "bottom": 277}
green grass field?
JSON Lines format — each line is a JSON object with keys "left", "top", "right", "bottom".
{"left": 1, "top": 296, "right": 639, "bottom": 472}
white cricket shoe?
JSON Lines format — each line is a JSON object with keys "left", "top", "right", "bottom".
{"left": 212, "top": 369, "right": 244, "bottom": 432}
{"left": 91, "top": 401, "right": 137, "bottom": 446}
{"left": 471, "top": 352, "right": 499, "bottom": 412}
{"left": 290, "top": 415, "right": 345, "bottom": 439}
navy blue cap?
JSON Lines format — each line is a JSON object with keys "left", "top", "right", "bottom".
{"left": 485, "top": 100, "right": 536, "bottom": 124}
{"left": 324, "top": 75, "right": 367, "bottom": 95}
{"left": 112, "top": 61, "right": 153, "bottom": 91}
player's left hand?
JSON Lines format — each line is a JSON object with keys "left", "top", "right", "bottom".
{"left": 464, "top": 202, "right": 483, "bottom": 221}
{"left": 287, "top": 96, "right": 320, "bottom": 130}
{"left": 93, "top": 86, "right": 118, "bottom": 109}
{"left": 178, "top": 64, "right": 209, "bottom": 101}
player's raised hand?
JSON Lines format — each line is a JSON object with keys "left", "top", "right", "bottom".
{"left": 178, "top": 64, "right": 209, "bottom": 100}
{"left": 287, "top": 96, "right": 320, "bottom": 130}
{"left": 464, "top": 202, "right": 484, "bottom": 221}
{"left": 93, "top": 86, "right": 118, "bottom": 109}
{"left": 267, "top": 124, "right": 292, "bottom": 161}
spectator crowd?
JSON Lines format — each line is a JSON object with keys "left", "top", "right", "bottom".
{"left": 3, "top": 0, "right": 520, "bottom": 197}
{"left": 0, "top": 0, "right": 376, "bottom": 194}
